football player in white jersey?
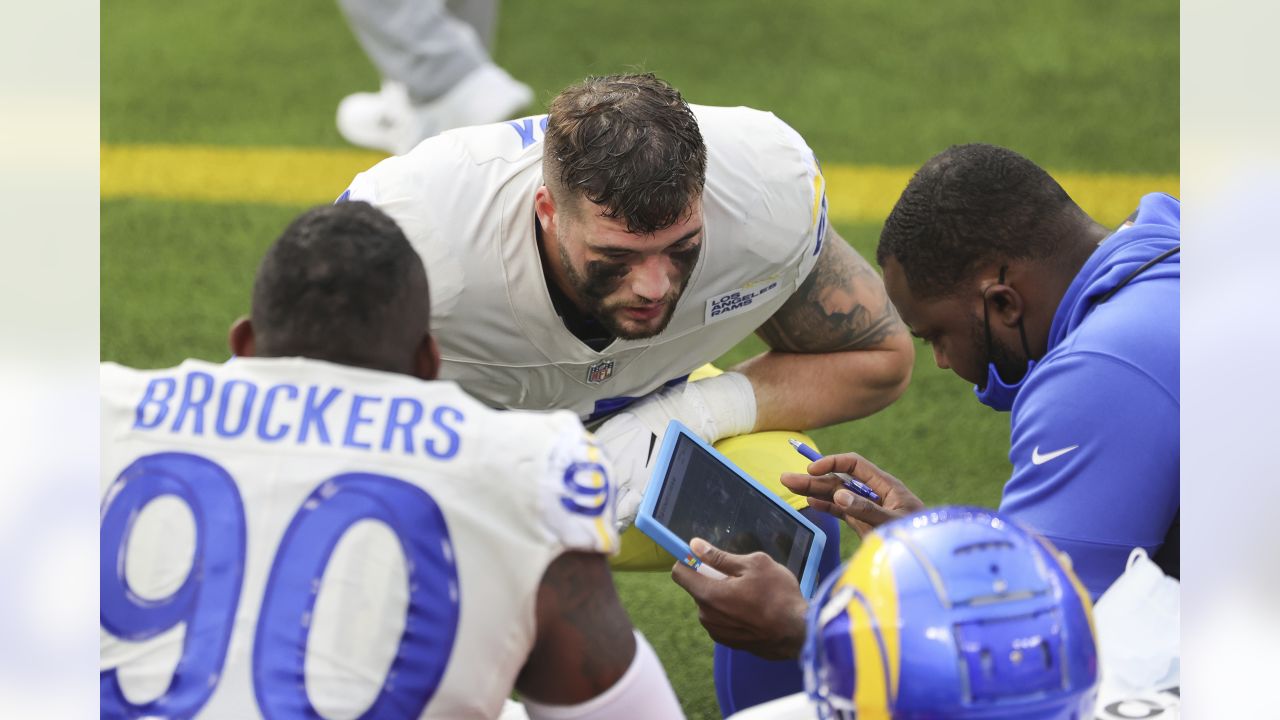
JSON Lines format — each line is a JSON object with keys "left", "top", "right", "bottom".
{"left": 100, "top": 202, "right": 684, "bottom": 719}
{"left": 339, "top": 72, "right": 914, "bottom": 715}
{"left": 338, "top": 73, "right": 913, "bottom": 538}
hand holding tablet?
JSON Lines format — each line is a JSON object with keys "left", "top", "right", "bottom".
{"left": 692, "top": 558, "right": 727, "bottom": 580}
{"left": 670, "top": 536, "right": 811, "bottom": 660}
{"left": 634, "top": 420, "right": 828, "bottom": 598}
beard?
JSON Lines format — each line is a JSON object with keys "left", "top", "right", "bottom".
{"left": 558, "top": 244, "right": 696, "bottom": 340}
{"left": 971, "top": 313, "right": 1031, "bottom": 387}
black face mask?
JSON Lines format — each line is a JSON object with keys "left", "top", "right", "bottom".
{"left": 974, "top": 266, "right": 1035, "bottom": 412}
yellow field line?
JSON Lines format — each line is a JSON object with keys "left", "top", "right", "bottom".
{"left": 101, "top": 144, "right": 1178, "bottom": 226}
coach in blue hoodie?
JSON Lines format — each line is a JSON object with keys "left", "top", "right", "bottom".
{"left": 673, "top": 143, "right": 1178, "bottom": 660}
{"left": 863, "top": 142, "right": 1179, "bottom": 598}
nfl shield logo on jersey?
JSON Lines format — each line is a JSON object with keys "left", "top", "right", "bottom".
{"left": 586, "top": 359, "right": 615, "bottom": 384}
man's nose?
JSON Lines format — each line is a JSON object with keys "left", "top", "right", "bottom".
{"left": 630, "top": 256, "right": 672, "bottom": 302}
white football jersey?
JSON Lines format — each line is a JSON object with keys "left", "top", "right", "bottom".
{"left": 100, "top": 358, "right": 617, "bottom": 719}
{"left": 341, "top": 105, "right": 828, "bottom": 421}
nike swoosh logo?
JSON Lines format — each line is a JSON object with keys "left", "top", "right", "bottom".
{"left": 1032, "top": 445, "right": 1080, "bottom": 465}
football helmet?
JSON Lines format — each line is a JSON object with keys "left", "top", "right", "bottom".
{"left": 803, "top": 506, "right": 1098, "bottom": 719}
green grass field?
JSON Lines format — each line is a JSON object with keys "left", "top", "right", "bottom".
{"left": 102, "top": 1, "right": 1177, "bottom": 717}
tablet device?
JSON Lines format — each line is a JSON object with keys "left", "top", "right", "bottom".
{"left": 635, "top": 420, "right": 827, "bottom": 598}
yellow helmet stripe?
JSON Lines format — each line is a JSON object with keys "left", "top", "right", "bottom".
{"left": 1036, "top": 536, "right": 1096, "bottom": 642}
{"left": 836, "top": 533, "right": 901, "bottom": 714}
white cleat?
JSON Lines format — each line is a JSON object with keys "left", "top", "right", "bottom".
{"left": 336, "top": 80, "right": 414, "bottom": 154}
{"left": 336, "top": 64, "right": 534, "bottom": 155}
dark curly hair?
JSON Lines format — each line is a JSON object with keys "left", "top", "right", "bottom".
{"left": 877, "top": 144, "right": 1090, "bottom": 299}
{"left": 543, "top": 73, "right": 707, "bottom": 234}
{"left": 252, "top": 201, "right": 429, "bottom": 369}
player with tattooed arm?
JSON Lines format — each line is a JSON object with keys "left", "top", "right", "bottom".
{"left": 340, "top": 74, "right": 913, "bottom": 714}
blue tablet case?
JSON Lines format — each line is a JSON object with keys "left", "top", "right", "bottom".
{"left": 635, "top": 420, "right": 827, "bottom": 598}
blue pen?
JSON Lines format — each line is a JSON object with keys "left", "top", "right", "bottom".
{"left": 788, "top": 439, "right": 882, "bottom": 503}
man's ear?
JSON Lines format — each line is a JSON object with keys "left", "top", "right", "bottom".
{"left": 228, "top": 316, "right": 256, "bottom": 357}
{"left": 987, "top": 285, "right": 1025, "bottom": 327}
{"left": 413, "top": 334, "right": 442, "bottom": 381}
{"left": 534, "top": 185, "right": 558, "bottom": 235}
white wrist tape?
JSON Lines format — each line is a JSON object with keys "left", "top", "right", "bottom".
{"left": 595, "top": 372, "right": 757, "bottom": 530}
{"left": 686, "top": 371, "right": 758, "bottom": 442}
{"left": 523, "top": 631, "right": 684, "bottom": 720}
{"left": 627, "top": 371, "right": 757, "bottom": 444}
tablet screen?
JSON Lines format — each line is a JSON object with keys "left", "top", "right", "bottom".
{"left": 652, "top": 433, "right": 815, "bottom": 579}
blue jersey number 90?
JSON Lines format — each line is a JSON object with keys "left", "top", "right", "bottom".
{"left": 100, "top": 452, "right": 460, "bottom": 719}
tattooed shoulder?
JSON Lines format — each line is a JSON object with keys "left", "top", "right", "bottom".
{"left": 757, "top": 228, "right": 904, "bottom": 353}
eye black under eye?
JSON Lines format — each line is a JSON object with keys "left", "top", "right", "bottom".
{"left": 589, "top": 260, "right": 628, "bottom": 278}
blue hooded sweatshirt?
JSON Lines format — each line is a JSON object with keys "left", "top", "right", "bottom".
{"left": 999, "top": 193, "right": 1180, "bottom": 598}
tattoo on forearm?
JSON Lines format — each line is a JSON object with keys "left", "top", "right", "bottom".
{"left": 546, "top": 552, "right": 633, "bottom": 692}
{"left": 518, "top": 551, "right": 635, "bottom": 702}
{"left": 758, "top": 232, "right": 904, "bottom": 353}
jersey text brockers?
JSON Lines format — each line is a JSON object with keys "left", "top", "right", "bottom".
{"left": 100, "top": 357, "right": 617, "bottom": 719}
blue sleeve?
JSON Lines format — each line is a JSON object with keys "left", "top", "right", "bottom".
{"left": 999, "top": 352, "right": 1179, "bottom": 598}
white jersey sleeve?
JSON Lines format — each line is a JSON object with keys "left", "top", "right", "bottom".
{"left": 771, "top": 112, "right": 828, "bottom": 286}
{"left": 532, "top": 412, "right": 620, "bottom": 555}
{"left": 697, "top": 105, "right": 828, "bottom": 289}
{"left": 339, "top": 137, "right": 481, "bottom": 320}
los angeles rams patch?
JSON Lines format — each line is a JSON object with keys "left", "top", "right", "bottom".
{"left": 705, "top": 274, "right": 784, "bottom": 324}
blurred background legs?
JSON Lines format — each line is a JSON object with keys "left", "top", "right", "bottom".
{"left": 334, "top": 0, "right": 532, "bottom": 154}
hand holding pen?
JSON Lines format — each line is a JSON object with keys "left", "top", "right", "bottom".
{"left": 780, "top": 441, "right": 926, "bottom": 538}
{"left": 788, "top": 439, "right": 881, "bottom": 502}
